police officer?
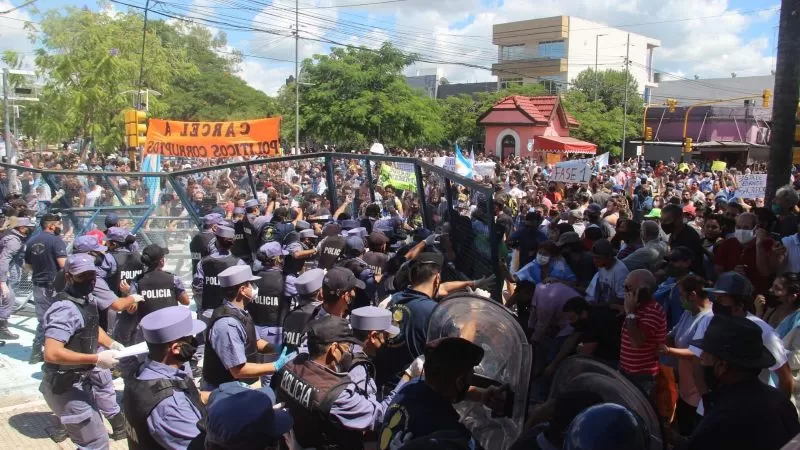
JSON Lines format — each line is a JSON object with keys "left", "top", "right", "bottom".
{"left": 233, "top": 199, "right": 260, "bottom": 264}
{"left": 24, "top": 213, "right": 68, "bottom": 364}
{"left": 105, "top": 227, "right": 144, "bottom": 337}
{"left": 190, "top": 213, "right": 222, "bottom": 277}
{"left": 231, "top": 205, "right": 252, "bottom": 264}
{"left": 39, "top": 254, "right": 122, "bottom": 449}
{"left": 201, "top": 265, "right": 292, "bottom": 391}
{"left": 123, "top": 306, "right": 207, "bottom": 450}
{"left": 318, "top": 266, "right": 364, "bottom": 321}
{"left": 284, "top": 228, "right": 319, "bottom": 298}
{"left": 0, "top": 216, "right": 35, "bottom": 340}
{"left": 129, "top": 244, "right": 190, "bottom": 321}
{"left": 192, "top": 225, "right": 246, "bottom": 321}
{"left": 248, "top": 242, "right": 290, "bottom": 352}
{"left": 282, "top": 268, "right": 325, "bottom": 354}
{"left": 338, "top": 236, "right": 377, "bottom": 308}
{"left": 273, "top": 315, "right": 408, "bottom": 450}
{"left": 348, "top": 306, "right": 400, "bottom": 398}
{"left": 363, "top": 231, "right": 390, "bottom": 280}
{"left": 316, "top": 224, "right": 346, "bottom": 270}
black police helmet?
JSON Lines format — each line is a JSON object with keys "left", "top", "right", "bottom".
{"left": 563, "top": 403, "right": 647, "bottom": 450}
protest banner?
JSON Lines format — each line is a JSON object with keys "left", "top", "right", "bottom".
{"left": 733, "top": 174, "right": 767, "bottom": 199}
{"left": 379, "top": 162, "right": 416, "bottom": 192}
{"left": 549, "top": 158, "right": 592, "bottom": 184}
{"left": 144, "top": 117, "right": 281, "bottom": 158}
{"left": 474, "top": 162, "right": 496, "bottom": 178}
{"left": 593, "top": 152, "right": 609, "bottom": 169}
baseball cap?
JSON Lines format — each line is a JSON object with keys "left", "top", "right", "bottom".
{"left": 345, "top": 236, "right": 365, "bottom": 254}
{"left": 682, "top": 205, "right": 696, "bottom": 216}
{"left": 322, "top": 223, "right": 342, "bottom": 237}
{"left": 74, "top": 235, "right": 107, "bottom": 253}
{"left": 412, "top": 252, "right": 443, "bottom": 268}
{"left": 705, "top": 271, "right": 753, "bottom": 297}
{"left": 205, "top": 383, "right": 293, "bottom": 448}
{"left": 104, "top": 213, "right": 119, "bottom": 228}
{"left": 105, "top": 226, "right": 131, "bottom": 243}
{"left": 66, "top": 253, "right": 96, "bottom": 275}
{"left": 556, "top": 231, "right": 581, "bottom": 247}
{"left": 591, "top": 239, "right": 615, "bottom": 257}
{"left": 367, "top": 231, "right": 389, "bottom": 247}
{"left": 323, "top": 266, "right": 366, "bottom": 293}
{"left": 644, "top": 208, "right": 661, "bottom": 219}
{"left": 141, "top": 244, "right": 169, "bottom": 265}
{"left": 306, "top": 315, "right": 360, "bottom": 346}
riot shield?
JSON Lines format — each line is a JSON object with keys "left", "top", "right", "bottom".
{"left": 550, "top": 355, "right": 665, "bottom": 450}
{"left": 426, "top": 292, "right": 531, "bottom": 450}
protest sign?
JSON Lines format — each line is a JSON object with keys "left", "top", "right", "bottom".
{"left": 711, "top": 160, "right": 727, "bottom": 172}
{"left": 549, "top": 158, "right": 592, "bottom": 184}
{"left": 474, "top": 162, "right": 496, "bottom": 178}
{"left": 379, "top": 163, "right": 416, "bottom": 192}
{"left": 733, "top": 174, "right": 767, "bottom": 199}
{"left": 144, "top": 117, "right": 281, "bottom": 158}
{"left": 593, "top": 152, "right": 609, "bottom": 169}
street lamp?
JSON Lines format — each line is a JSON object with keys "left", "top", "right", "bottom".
{"left": 594, "top": 34, "right": 607, "bottom": 102}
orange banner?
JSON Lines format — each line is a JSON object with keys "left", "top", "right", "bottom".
{"left": 144, "top": 117, "right": 281, "bottom": 158}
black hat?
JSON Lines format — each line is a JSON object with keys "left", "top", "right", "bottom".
{"left": 690, "top": 315, "right": 775, "bottom": 369}
{"left": 424, "top": 337, "right": 484, "bottom": 373}
{"left": 592, "top": 239, "right": 615, "bottom": 257}
{"left": 323, "top": 266, "right": 366, "bottom": 293}
{"left": 306, "top": 316, "right": 359, "bottom": 346}
{"left": 412, "top": 252, "right": 443, "bottom": 268}
{"left": 141, "top": 244, "right": 169, "bottom": 266}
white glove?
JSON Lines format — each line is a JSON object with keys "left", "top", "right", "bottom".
{"left": 404, "top": 355, "right": 425, "bottom": 379}
{"left": 109, "top": 341, "right": 125, "bottom": 352}
{"left": 96, "top": 350, "right": 120, "bottom": 369}
{"left": 130, "top": 294, "right": 145, "bottom": 303}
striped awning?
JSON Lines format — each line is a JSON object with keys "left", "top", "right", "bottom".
{"left": 533, "top": 136, "right": 597, "bottom": 154}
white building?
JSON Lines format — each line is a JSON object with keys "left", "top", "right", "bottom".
{"left": 492, "top": 16, "right": 660, "bottom": 97}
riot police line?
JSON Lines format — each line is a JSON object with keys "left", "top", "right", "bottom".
{"left": 6, "top": 203, "right": 667, "bottom": 450}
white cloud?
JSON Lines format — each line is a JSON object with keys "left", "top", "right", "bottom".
{"left": 237, "top": 58, "right": 293, "bottom": 95}
{"left": 0, "top": 0, "right": 36, "bottom": 70}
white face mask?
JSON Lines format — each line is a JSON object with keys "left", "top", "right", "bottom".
{"left": 734, "top": 229, "right": 754, "bottom": 244}
{"left": 536, "top": 254, "right": 551, "bottom": 265}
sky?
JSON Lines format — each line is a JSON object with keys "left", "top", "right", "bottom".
{"left": 0, "top": 0, "right": 781, "bottom": 96}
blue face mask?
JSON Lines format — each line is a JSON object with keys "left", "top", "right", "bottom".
{"left": 772, "top": 204, "right": 783, "bottom": 215}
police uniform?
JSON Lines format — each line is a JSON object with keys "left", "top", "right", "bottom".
{"left": 124, "top": 306, "right": 207, "bottom": 450}
{"left": 283, "top": 229, "right": 319, "bottom": 298}
{"left": 374, "top": 253, "right": 442, "bottom": 390}
{"left": 348, "top": 306, "right": 400, "bottom": 399}
{"left": 190, "top": 214, "right": 222, "bottom": 276}
{"left": 317, "top": 234, "right": 346, "bottom": 270}
{"left": 338, "top": 236, "right": 377, "bottom": 309}
{"left": 247, "top": 242, "right": 290, "bottom": 350}
{"left": 192, "top": 226, "right": 245, "bottom": 319}
{"left": 363, "top": 232, "right": 391, "bottom": 278}
{"left": 201, "top": 265, "right": 262, "bottom": 391}
{"left": 282, "top": 268, "right": 325, "bottom": 354}
{"left": 24, "top": 214, "right": 68, "bottom": 362}
{"left": 106, "top": 227, "right": 144, "bottom": 339}
{"left": 232, "top": 199, "right": 259, "bottom": 264}
{"left": 39, "top": 254, "right": 114, "bottom": 449}
{"left": 272, "top": 316, "right": 406, "bottom": 450}
{"left": 0, "top": 217, "right": 34, "bottom": 338}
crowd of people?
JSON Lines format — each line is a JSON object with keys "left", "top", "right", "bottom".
{"left": 0, "top": 145, "right": 799, "bottom": 450}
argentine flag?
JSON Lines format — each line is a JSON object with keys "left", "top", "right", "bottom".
{"left": 455, "top": 143, "right": 474, "bottom": 178}
{"left": 142, "top": 154, "right": 162, "bottom": 205}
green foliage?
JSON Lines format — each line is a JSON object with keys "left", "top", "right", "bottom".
{"left": 296, "top": 43, "right": 443, "bottom": 150}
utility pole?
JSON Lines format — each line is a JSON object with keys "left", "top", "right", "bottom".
{"left": 594, "top": 34, "right": 606, "bottom": 102}
{"left": 766, "top": 0, "right": 800, "bottom": 204}
{"left": 295, "top": 0, "right": 300, "bottom": 155}
{"left": 621, "top": 33, "right": 631, "bottom": 160}
{"left": 2, "top": 69, "right": 11, "bottom": 168}
{"left": 137, "top": 0, "right": 151, "bottom": 110}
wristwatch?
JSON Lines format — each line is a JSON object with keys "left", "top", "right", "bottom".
{"left": 625, "top": 313, "right": 637, "bottom": 320}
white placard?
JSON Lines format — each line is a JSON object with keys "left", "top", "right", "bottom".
{"left": 549, "top": 158, "right": 593, "bottom": 184}
{"left": 733, "top": 174, "right": 767, "bottom": 199}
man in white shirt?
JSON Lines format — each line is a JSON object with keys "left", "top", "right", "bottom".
{"left": 688, "top": 271, "right": 793, "bottom": 415}
{"left": 586, "top": 239, "right": 629, "bottom": 306}
{"left": 508, "top": 180, "right": 525, "bottom": 199}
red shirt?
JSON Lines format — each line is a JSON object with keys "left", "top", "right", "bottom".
{"left": 620, "top": 300, "right": 666, "bottom": 376}
{"left": 713, "top": 237, "right": 774, "bottom": 295}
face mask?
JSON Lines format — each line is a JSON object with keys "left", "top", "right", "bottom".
{"left": 250, "top": 285, "right": 259, "bottom": 302}
{"left": 712, "top": 302, "right": 733, "bottom": 317}
{"left": 69, "top": 280, "right": 95, "bottom": 298}
{"left": 772, "top": 204, "right": 783, "bottom": 215}
{"left": 734, "top": 229, "right": 754, "bottom": 244}
{"left": 703, "top": 364, "right": 721, "bottom": 392}
{"left": 536, "top": 254, "right": 551, "bottom": 265}
{"left": 177, "top": 338, "right": 198, "bottom": 362}
{"left": 661, "top": 221, "right": 675, "bottom": 235}
{"left": 54, "top": 226, "right": 62, "bottom": 236}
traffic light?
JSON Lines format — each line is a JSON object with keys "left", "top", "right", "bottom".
{"left": 667, "top": 98, "right": 677, "bottom": 113}
{"left": 684, "top": 137, "right": 693, "bottom": 153}
{"left": 762, "top": 89, "right": 771, "bottom": 108}
{"left": 645, "top": 127, "right": 653, "bottom": 141}
{"left": 124, "top": 108, "right": 147, "bottom": 148}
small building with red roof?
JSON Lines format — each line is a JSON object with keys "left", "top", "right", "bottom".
{"left": 478, "top": 95, "right": 596, "bottom": 162}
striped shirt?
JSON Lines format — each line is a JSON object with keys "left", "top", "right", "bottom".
{"left": 620, "top": 300, "right": 667, "bottom": 376}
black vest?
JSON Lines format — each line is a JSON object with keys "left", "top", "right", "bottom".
{"left": 42, "top": 292, "right": 99, "bottom": 373}
{"left": 110, "top": 251, "right": 144, "bottom": 297}
{"left": 231, "top": 221, "right": 252, "bottom": 263}
{"left": 199, "top": 255, "right": 240, "bottom": 311}
{"left": 284, "top": 242, "right": 310, "bottom": 275}
{"left": 134, "top": 270, "right": 178, "bottom": 319}
{"left": 202, "top": 304, "right": 259, "bottom": 387}
{"left": 344, "top": 352, "right": 376, "bottom": 397}
{"left": 246, "top": 269, "right": 288, "bottom": 327}
{"left": 189, "top": 231, "right": 215, "bottom": 276}
{"left": 317, "top": 236, "right": 346, "bottom": 270}
{"left": 243, "top": 217, "right": 259, "bottom": 254}
{"left": 281, "top": 302, "right": 322, "bottom": 353}
{"left": 273, "top": 353, "right": 363, "bottom": 450}
{"left": 361, "top": 251, "right": 388, "bottom": 278}
{"left": 123, "top": 371, "right": 207, "bottom": 450}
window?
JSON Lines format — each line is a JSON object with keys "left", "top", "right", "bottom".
{"left": 538, "top": 40, "right": 565, "bottom": 59}
{"left": 501, "top": 44, "right": 526, "bottom": 61}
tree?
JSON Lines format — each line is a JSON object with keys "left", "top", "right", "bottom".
{"left": 561, "top": 89, "right": 634, "bottom": 157}
{"left": 296, "top": 43, "right": 444, "bottom": 149}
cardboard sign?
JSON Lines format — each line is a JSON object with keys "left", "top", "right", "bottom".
{"left": 144, "top": 117, "right": 281, "bottom": 158}
{"left": 550, "top": 158, "right": 592, "bottom": 184}
{"left": 711, "top": 160, "right": 727, "bottom": 172}
{"left": 733, "top": 174, "right": 767, "bottom": 199}
{"left": 379, "top": 163, "right": 416, "bottom": 192}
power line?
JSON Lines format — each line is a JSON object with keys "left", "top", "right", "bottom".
{"left": 298, "top": 0, "right": 410, "bottom": 9}
{"left": 0, "top": 0, "right": 38, "bottom": 15}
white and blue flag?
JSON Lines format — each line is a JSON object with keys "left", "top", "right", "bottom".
{"left": 455, "top": 143, "right": 474, "bottom": 178}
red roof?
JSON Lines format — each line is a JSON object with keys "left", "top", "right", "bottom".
{"left": 533, "top": 135, "right": 596, "bottom": 154}
{"left": 478, "top": 95, "right": 580, "bottom": 127}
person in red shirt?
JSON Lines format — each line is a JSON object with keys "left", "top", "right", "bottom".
{"left": 713, "top": 212, "right": 776, "bottom": 296}
{"left": 621, "top": 269, "right": 667, "bottom": 396}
